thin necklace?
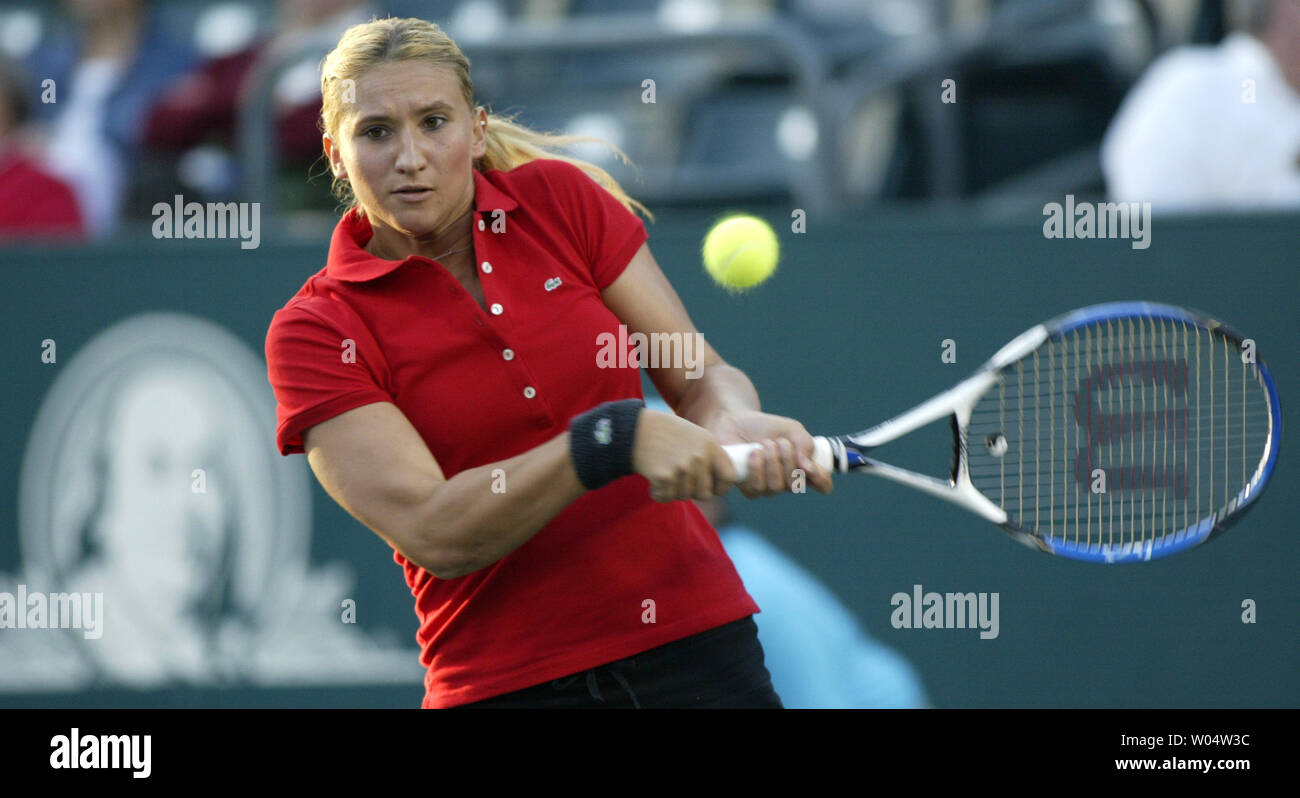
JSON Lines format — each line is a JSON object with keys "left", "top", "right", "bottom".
{"left": 371, "top": 229, "right": 471, "bottom": 262}
{"left": 433, "top": 242, "right": 471, "bottom": 262}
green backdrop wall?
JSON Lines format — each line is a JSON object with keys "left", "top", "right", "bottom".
{"left": 1, "top": 207, "right": 1295, "bottom": 707}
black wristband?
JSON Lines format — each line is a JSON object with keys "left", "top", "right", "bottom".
{"left": 569, "top": 399, "right": 644, "bottom": 490}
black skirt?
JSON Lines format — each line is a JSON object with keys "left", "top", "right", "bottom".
{"left": 451, "top": 615, "right": 783, "bottom": 709}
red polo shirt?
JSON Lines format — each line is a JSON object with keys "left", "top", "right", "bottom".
{"left": 265, "top": 158, "right": 758, "bottom": 707}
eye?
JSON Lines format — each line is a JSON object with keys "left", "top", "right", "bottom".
{"left": 363, "top": 126, "right": 387, "bottom": 140}
{"left": 424, "top": 115, "right": 446, "bottom": 129}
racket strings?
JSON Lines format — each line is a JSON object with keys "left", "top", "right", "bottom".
{"left": 968, "top": 319, "right": 1271, "bottom": 551}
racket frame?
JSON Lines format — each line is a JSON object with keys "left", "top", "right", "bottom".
{"left": 725, "top": 302, "right": 1281, "bottom": 563}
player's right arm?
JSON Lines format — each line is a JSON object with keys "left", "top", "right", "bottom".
{"left": 302, "top": 402, "right": 732, "bottom": 579}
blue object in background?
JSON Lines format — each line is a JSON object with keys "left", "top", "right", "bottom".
{"left": 720, "top": 523, "right": 930, "bottom": 709}
{"left": 640, "top": 392, "right": 928, "bottom": 708}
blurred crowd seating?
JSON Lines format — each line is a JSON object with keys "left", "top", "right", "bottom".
{"left": 0, "top": 0, "right": 1281, "bottom": 239}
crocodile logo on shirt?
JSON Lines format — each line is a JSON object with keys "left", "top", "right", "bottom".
{"left": 544, "top": 277, "right": 562, "bottom": 292}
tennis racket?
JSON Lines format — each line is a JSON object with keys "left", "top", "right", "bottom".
{"left": 723, "top": 302, "right": 1281, "bottom": 563}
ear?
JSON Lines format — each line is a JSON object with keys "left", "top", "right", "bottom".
{"left": 324, "top": 134, "right": 347, "bottom": 179}
{"left": 472, "top": 107, "right": 488, "bottom": 160}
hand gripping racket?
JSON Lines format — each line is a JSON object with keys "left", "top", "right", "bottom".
{"left": 723, "top": 302, "right": 1281, "bottom": 563}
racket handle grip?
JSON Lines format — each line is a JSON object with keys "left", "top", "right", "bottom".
{"left": 723, "top": 436, "right": 835, "bottom": 481}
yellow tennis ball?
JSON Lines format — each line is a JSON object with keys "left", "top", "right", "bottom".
{"left": 702, "top": 215, "right": 779, "bottom": 290}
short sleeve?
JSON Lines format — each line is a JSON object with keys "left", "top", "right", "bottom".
{"left": 265, "top": 302, "right": 394, "bottom": 455}
{"left": 538, "top": 159, "right": 648, "bottom": 290}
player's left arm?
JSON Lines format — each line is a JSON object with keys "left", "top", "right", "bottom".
{"left": 601, "top": 243, "right": 831, "bottom": 495}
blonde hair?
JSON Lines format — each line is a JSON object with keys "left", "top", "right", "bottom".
{"left": 319, "top": 16, "right": 652, "bottom": 221}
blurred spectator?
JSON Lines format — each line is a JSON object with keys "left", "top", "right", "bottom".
{"left": 144, "top": 0, "right": 374, "bottom": 192}
{"left": 0, "top": 56, "right": 84, "bottom": 239}
{"left": 1102, "top": 0, "right": 1300, "bottom": 211}
{"left": 23, "top": 0, "right": 195, "bottom": 237}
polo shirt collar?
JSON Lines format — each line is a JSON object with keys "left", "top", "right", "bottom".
{"left": 326, "top": 168, "right": 520, "bottom": 282}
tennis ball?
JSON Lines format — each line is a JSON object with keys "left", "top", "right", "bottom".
{"left": 702, "top": 215, "right": 779, "bottom": 290}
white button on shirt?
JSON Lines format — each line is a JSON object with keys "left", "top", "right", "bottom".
{"left": 481, "top": 262, "right": 493, "bottom": 274}
{"left": 490, "top": 303, "right": 503, "bottom": 315}
{"left": 523, "top": 386, "right": 536, "bottom": 398}
{"left": 478, "top": 219, "right": 486, "bottom": 231}
{"left": 502, "top": 348, "right": 514, "bottom": 360}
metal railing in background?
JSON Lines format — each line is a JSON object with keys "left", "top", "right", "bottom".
{"left": 237, "top": 1, "right": 1107, "bottom": 223}
{"left": 237, "top": 14, "right": 840, "bottom": 221}
{"left": 827, "top": 0, "right": 1094, "bottom": 204}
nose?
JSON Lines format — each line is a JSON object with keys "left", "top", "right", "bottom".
{"left": 393, "top": 124, "right": 429, "bottom": 175}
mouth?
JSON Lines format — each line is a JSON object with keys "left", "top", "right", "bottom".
{"left": 392, "top": 186, "right": 433, "bottom": 202}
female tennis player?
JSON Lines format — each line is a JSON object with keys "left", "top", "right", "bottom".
{"left": 265, "top": 16, "right": 832, "bottom": 709}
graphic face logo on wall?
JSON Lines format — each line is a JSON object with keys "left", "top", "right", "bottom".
{"left": 1, "top": 312, "right": 423, "bottom": 691}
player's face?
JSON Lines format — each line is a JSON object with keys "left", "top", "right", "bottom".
{"left": 330, "top": 61, "right": 486, "bottom": 242}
